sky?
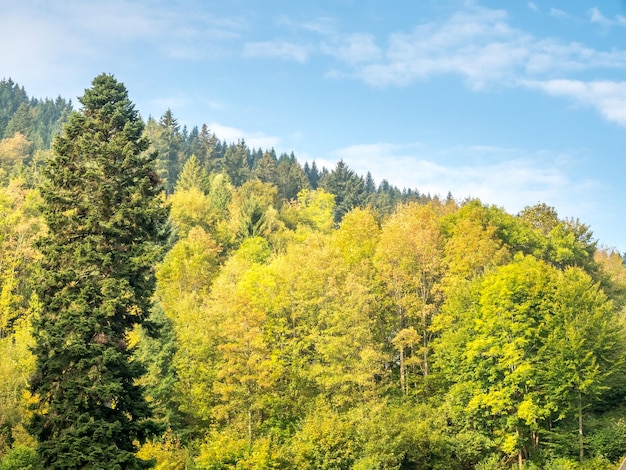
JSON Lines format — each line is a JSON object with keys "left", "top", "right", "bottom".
{"left": 2, "top": 0, "right": 626, "bottom": 251}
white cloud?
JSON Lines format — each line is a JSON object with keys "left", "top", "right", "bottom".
{"left": 343, "top": 6, "right": 626, "bottom": 90}
{"left": 589, "top": 7, "right": 611, "bottom": 26}
{"left": 549, "top": 8, "right": 570, "bottom": 19}
{"left": 0, "top": 0, "right": 245, "bottom": 96}
{"left": 344, "top": 6, "right": 527, "bottom": 88}
{"left": 301, "top": 4, "right": 626, "bottom": 130}
{"left": 528, "top": 2, "right": 538, "bottom": 12}
{"left": 243, "top": 40, "right": 311, "bottom": 62}
{"left": 333, "top": 142, "right": 597, "bottom": 219}
{"left": 588, "top": 7, "right": 626, "bottom": 27}
{"left": 208, "top": 122, "right": 280, "bottom": 149}
{"left": 322, "top": 33, "right": 382, "bottom": 64}
{"left": 522, "top": 79, "right": 626, "bottom": 127}
{"left": 301, "top": 17, "right": 338, "bottom": 36}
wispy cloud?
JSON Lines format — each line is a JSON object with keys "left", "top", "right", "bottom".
{"left": 243, "top": 41, "right": 311, "bottom": 62}
{"left": 333, "top": 142, "right": 597, "bottom": 219}
{"left": 208, "top": 122, "right": 280, "bottom": 149}
{"left": 293, "top": 4, "right": 626, "bottom": 129}
{"left": 343, "top": 6, "right": 527, "bottom": 88}
{"left": 0, "top": 0, "right": 244, "bottom": 96}
{"left": 322, "top": 33, "right": 382, "bottom": 64}
{"left": 522, "top": 79, "right": 626, "bottom": 126}
{"left": 528, "top": 2, "right": 538, "bottom": 12}
{"left": 549, "top": 8, "right": 570, "bottom": 19}
{"left": 588, "top": 6, "right": 626, "bottom": 28}
{"left": 342, "top": 6, "right": 626, "bottom": 89}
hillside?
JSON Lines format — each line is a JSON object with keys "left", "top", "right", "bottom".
{"left": 1, "top": 77, "right": 626, "bottom": 470}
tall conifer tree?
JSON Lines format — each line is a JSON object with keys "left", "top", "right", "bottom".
{"left": 28, "top": 74, "right": 169, "bottom": 469}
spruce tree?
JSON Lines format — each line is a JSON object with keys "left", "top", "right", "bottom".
{"left": 28, "top": 74, "right": 169, "bottom": 469}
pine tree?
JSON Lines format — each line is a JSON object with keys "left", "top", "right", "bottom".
{"left": 175, "top": 154, "right": 209, "bottom": 193}
{"left": 222, "top": 140, "right": 250, "bottom": 186}
{"left": 275, "top": 152, "right": 309, "bottom": 202}
{"left": 155, "top": 109, "right": 183, "bottom": 194}
{"left": 28, "top": 74, "right": 170, "bottom": 469}
{"left": 319, "top": 160, "right": 366, "bottom": 223}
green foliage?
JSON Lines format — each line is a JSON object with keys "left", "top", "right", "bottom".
{"left": 0, "top": 445, "right": 41, "bottom": 470}
{"left": 2, "top": 77, "right": 626, "bottom": 469}
{"left": 319, "top": 159, "right": 365, "bottom": 223}
{"left": 28, "top": 74, "right": 170, "bottom": 469}
{"left": 435, "top": 253, "right": 625, "bottom": 466}
{"left": 0, "top": 317, "right": 36, "bottom": 456}
{"left": 195, "top": 431, "right": 248, "bottom": 469}
{"left": 0, "top": 78, "right": 71, "bottom": 151}
{"left": 222, "top": 140, "right": 250, "bottom": 186}
{"left": 274, "top": 152, "right": 309, "bottom": 202}
{"left": 287, "top": 405, "right": 360, "bottom": 470}
{"left": 587, "top": 417, "right": 626, "bottom": 462}
{"left": 136, "top": 430, "right": 191, "bottom": 470}
{"left": 176, "top": 154, "right": 209, "bottom": 194}
{"left": 154, "top": 109, "right": 184, "bottom": 194}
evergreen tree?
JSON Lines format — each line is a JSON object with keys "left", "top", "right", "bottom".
{"left": 185, "top": 125, "right": 200, "bottom": 160}
{"left": 319, "top": 160, "right": 366, "bottom": 223}
{"left": 198, "top": 124, "right": 220, "bottom": 172}
{"left": 0, "top": 79, "right": 28, "bottom": 139}
{"left": 222, "top": 140, "right": 250, "bottom": 187}
{"left": 4, "top": 102, "right": 34, "bottom": 140}
{"left": 253, "top": 151, "right": 278, "bottom": 185}
{"left": 175, "top": 154, "right": 209, "bottom": 193}
{"left": 275, "top": 152, "right": 309, "bottom": 202}
{"left": 28, "top": 74, "right": 170, "bottom": 469}
{"left": 304, "top": 161, "right": 321, "bottom": 189}
{"left": 155, "top": 109, "right": 183, "bottom": 194}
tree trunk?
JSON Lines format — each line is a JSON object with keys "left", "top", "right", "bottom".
{"left": 399, "top": 347, "right": 406, "bottom": 394}
{"left": 578, "top": 389, "right": 584, "bottom": 464}
{"left": 423, "top": 333, "right": 429, "bottom": 378}
{"left": 248, "top": 407, "right": 253, "bottom": 449}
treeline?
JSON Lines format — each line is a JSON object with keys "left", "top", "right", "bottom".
{"left": 0, "top": 78, "right": 72, "bottom": 151}
{"left": 1, "top": 80, "right": 626, "bottom": 469}
{"left": 144, "top": 108, "right": 433, "bottom": 222}
{"left": 0, "top": 77, "right": 435, "bottom": 220}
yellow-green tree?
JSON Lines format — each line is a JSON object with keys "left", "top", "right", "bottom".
{"left": 374, "top": 203, "right": 444, "bottom": 393}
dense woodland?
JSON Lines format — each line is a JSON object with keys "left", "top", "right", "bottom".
{"left": 1, "top": 76, "right": 626, "bottom": 469}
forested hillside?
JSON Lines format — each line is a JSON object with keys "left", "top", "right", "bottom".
{"left": 1, "top": 77, "right": 626, "bottom": 469}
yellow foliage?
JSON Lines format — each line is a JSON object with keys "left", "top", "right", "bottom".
{"left": 137, "top": 430, "right": 188, "bottom": 470}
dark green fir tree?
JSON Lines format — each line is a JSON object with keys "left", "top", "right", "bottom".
{"left": 28, "top": 74, "right": 170, "bottom": 469}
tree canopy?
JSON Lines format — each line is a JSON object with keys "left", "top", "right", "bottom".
{"left": 1, "top": 76, "right": 626, "bottom": 470}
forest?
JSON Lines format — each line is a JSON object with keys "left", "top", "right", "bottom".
{"left": 1, "top": 75, "right": 626, "bottom": 470}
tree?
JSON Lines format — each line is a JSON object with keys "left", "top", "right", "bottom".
{"left": 0, "top": 79, "right": 28, "bottom": 139}
{"left": 198, "top": 124, "right": 220, "bottom": 172}
{"left": 275, "top": 152, "right": 309, "bottom": 202}
{"left": 153, "top": 109, "right": 183, "bottom": 194}
{"left": 434, "top": 254, "right": 625, "bottom": 467}
{"left": 222, "top": 140, "right": 250, "bottom": 187}
{"left": 435, "top": 256, "right": 555, "bottom": 467}
{"left": 540, "top": 267, "right": 624, "bottom": 463}
{"left": 0, "top": 133, "right": 32, "bottom": 183}
{"left": 253, "top": 150, "right": 277, "bottom": 186}
{"left": 319, "top": 160, "right": 366, "bottom": 223}
{"left": 374, "top": 203, "right": 444, "bottom": 394}
{"left": 28, "top": 74, "right": 170, "bottom": 469}
{"left": 175, "top": 154, "right": 209, "bottom": 194}
{"left": 4, "top": 103, "right": 33, "bottom": 140}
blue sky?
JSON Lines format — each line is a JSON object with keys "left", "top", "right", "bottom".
{"left": 2, "top": 0, "right": 626, "bottom": 251}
